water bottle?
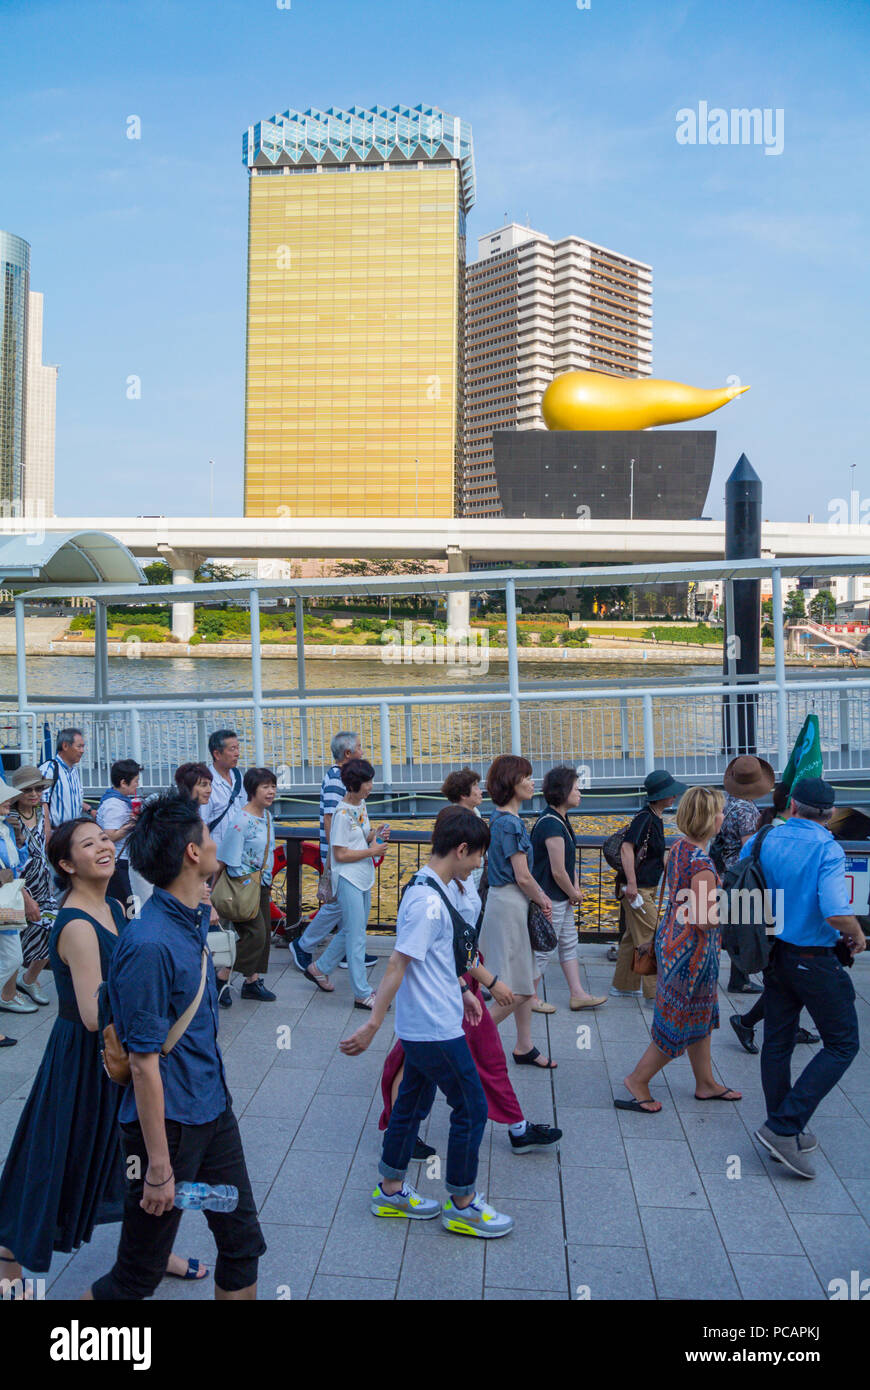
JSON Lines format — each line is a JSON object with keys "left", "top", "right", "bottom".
{"left": 174, "top": 1182, "right": 239, "bottom": 1213}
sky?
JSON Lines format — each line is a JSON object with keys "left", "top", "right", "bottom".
{"left": 2, "top": 0, "right": 868, "bottom": 523}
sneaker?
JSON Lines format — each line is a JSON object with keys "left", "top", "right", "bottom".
{"left": 16, "top": 972, "right": 50, "bottom": 1006}
{"left": 240, "top": 979, "right": 277, "bottom": 1002}
{"left": 0, "top": 992, "right": 38, "bottom": 1014}
{"left": 770, "top": 1129, "right": 817, "bottom": 1161}
{"left": 370, "top": 1181, "right": 441, "bottom": 1221}
{"left": 412, "top": 1138, "right": 436, "bottom": 1161}
{"left": 795, "top": 1026, "right": 820, "bottom": 1045}
{"left": 509, "top": 1122, "right": 562, "bottom": 1155}
{"left": 754, "top": 1124, "right": 816, "bottom": 1179}
{"left": 606, "top": 945, "right": 618, "bottom": 962}
{"left": 609, "top": 986, "right": 641, "bottom": 998}
{"left": 339, "top": 954, "right": 377, "bottom": 969}
{"left": 442, "top": 1192, "right": 514, "bottom": 1239}
{"left": 729, "top": 981, "right": 763, "bottom": 994}
{"left": 289, "top": 938, "right": 312, "bottom": 973}
{"left": 729, "top": 1013, "right": 759, "bottom": 1055}
{"left": 217, "top": 978, "right": 232, "bottom": 1009}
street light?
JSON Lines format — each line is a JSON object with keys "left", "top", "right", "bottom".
{"left": 209, "top": 459, "right": 215, "bottom": 517}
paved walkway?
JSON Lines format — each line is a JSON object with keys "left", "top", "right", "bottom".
{"left": 2, "top": 943, "right": 869, "bottom": 1300}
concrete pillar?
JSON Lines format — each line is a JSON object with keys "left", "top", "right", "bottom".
{"left": 446, "top": 547, "right": 470, "bottom": 632}
{"left": 158, "top": 547, "right": 202, "bottom": 643}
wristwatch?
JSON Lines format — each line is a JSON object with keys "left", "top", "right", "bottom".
{"left": 460, "top": 983, "right": 470, "bottom": 993}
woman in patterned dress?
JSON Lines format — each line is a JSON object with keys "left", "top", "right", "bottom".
{"left": 615, "top": 786, "right": 742, "bottom": 1113}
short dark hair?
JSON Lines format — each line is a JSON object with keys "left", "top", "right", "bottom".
{"left": 542, "top": 764, "right": 578, "bottom": 808}
{"left": 244, "top": 766, "right": 278, "bottom": 799}
{"left": 56, "top": 727, "right": 83, "bottom": 753}
{"left": 432, "top": 805, "right": 490, "bottom": 857}
{"left": 208, "top": 728, "right": 238, "bottom": 758}
{"left": 486, "top": 754, "right": 533, "bottom": 808}
{"left": 111, "top": 758, "right": 142, "bottom": 789}
{"left": 127, "top": 791, "right": 205, "bottom": 888}
{"left": 340, "top": 757, "right": 375, "bottom": 793}
{"left": 47, "top": 817, "right": 100, "bottom": 893}
{"left": 174, "top": 761, "right": 213, "bottom": 796}
{"left": 440, "top": 768, "right": 481, "bottom": 803}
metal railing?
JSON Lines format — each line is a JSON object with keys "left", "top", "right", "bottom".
{"left": 7, "top": 677, "right": 870, "bottom": 793}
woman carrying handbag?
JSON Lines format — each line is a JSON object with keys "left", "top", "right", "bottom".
{"left": 211, "top": 768, "right": 278, "bottom": 1007}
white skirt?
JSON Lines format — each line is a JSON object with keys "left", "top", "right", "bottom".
{"left": 478, "top": 883, "right": 535, "bottom": 995}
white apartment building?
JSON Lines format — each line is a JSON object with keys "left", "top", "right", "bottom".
{"left": 23, "top": 291, "right": 57, "bottom": 516}
{"left": 462, "top": 223, "right": 652, "bottom": 516}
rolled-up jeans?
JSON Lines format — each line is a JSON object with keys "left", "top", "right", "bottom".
{"left": 315, "top": 876, "right": 371, "bottom": 999}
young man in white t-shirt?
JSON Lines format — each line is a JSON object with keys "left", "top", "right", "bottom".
{"left": 341, "top": 807, "right": 514, "bottom": 1238}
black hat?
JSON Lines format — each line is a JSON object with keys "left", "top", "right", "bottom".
{"left": 791, "top": 776, "right": 836, "bottom": 809}
{"left": 643, "top": 769, "right": 687, "bottom": 802}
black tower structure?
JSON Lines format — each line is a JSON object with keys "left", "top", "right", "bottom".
{"left": 723, "top": 454, "right": 762, "bottom": 754}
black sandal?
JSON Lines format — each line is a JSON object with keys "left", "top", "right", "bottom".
{"left": 512, "top": 1047, "right": 557, "bottom": 1070}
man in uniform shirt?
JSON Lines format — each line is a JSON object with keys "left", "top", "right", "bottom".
{"left": 745, "top": 777, "right": 866, "bottom": 1179}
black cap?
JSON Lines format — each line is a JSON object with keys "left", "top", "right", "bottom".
{"left": 643, "top": 769, "right": 687, "bottom": 802}
{"left": 791, "top": 776, "right": 835, "bottom": 809}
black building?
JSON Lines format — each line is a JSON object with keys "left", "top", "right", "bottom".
{"left": 490, "top": 429, "right": 715, "bottom": 519}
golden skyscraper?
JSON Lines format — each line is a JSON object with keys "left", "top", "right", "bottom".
{"left": 243, "top": 105, "right": 475, "bottom": 518}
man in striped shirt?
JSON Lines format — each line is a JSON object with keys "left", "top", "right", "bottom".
{"left": 290, "top": 730, "right": 376, "bottom": 974}
{"left": 40, "top": 728, "right": 95, "bottom": 840}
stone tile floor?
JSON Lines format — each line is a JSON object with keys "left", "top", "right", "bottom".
{"left": 1, "top": 942, "right": 868, "bottom": 1300}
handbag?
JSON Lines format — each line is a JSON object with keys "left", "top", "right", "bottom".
{"left": 632, "top": 943, "right": 657, "bottom": 976}
{"left": 527, "top": 900, "right": 558, "bottom": 953}
{"left": 207, "top": 925, "right": 238, "bottom": 972}
{"left": 316, "top": 840, "right": 336, "bottom": 905}
{"left": 0, "top": 877, "right": 26, "bottom": 925}
{"left": 100, "top": 947, "right": 209, "bottom": 1086}
{"left": 210, "top": 814, "right": 272, "bottom": 923}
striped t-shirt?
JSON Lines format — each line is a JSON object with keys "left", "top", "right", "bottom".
{"left": 40, "top": 756, "right": 84, "bottom": 828}
{"left": 319, "top": 764, "right": 345, "bottom": 866}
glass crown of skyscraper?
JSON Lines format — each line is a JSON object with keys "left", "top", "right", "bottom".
{"left": 243, "top": 103, "right": 476, "bottom": 211}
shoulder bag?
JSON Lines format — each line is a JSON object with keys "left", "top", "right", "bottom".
{"left": 409, "top": 872, "right": 482, "bottom": 977}
{"left": 210, "top": 812, "right": 272, "bottom": 923}
{"left": 100, "top": 947, "right": 209, "bottom": 1087}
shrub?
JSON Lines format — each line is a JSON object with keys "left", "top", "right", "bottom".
{"left": 121, "top": 624, "right": 168, "bottom": 643}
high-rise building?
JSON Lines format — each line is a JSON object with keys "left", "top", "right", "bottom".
{"left": 0, "top": 231, "right": 30, "bottom": 506}
{"left": 242, "top": 104, "right": 475, "bottom": 518}
{"left": 24, "top": 291, "right": 57, "bottom": 516}
{"left": 462, "top": 223, "right": 652, "bottom": 516}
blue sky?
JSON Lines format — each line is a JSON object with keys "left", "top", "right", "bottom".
{"left": 2, "top": 0, "right": 868, "bottom": 522}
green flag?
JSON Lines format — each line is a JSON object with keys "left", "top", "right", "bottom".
{"left": 781, "top": 713, "right": 823, "bottom": 792}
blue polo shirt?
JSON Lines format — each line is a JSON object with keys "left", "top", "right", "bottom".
{"left": 740, "top": 818, "right": 851, "bottom": 947}
{"left": 108, "top": 887, "right": 229, "bottom": 1126}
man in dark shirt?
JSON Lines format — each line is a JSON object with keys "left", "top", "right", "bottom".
{"left": 89, "top": 793, "right": 265, "bottom": 1301}
{"left": 610, "top": 769, "right": 685, "bottom": 1002}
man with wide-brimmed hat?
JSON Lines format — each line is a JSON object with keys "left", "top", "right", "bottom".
{"left": 610, "top": 769, "right": 686, "bottom": 1003}
{"left": 714, "top": 756, "right": 775, "bottom": 994}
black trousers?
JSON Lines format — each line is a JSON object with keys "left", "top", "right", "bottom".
{"left": 91, "top": 1104, "right": 265, "bottom": 1300}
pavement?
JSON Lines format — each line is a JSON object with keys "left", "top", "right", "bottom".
{"left": 1, "top": 941, "right": 869, "bottom": 1301}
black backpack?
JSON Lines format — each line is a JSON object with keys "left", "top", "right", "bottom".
{"left": 603, "top": 810, "right": 652, "bottom": 873}
{"left": 400, "top": 872, "right": 481, "bottom": 977}
{"left": 719, "top": 824, "right": 776, "bottom": 976}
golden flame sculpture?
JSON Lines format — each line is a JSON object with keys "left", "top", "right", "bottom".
{"left": 541, "top": 370, "right": 750, "bottom": 431}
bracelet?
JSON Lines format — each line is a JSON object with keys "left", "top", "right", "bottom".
{"left": 144, "top": 1169, "right": 174, "bottom": 1188}
{"left": 460, "top": 983, "right": 470, "bottom": 993}
{"left": 488, "top": 974, "right": 499, "bottom": 989}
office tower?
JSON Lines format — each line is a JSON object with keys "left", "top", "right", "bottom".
{"left": 24, "top": 291, "right": 57, "bottom": 516}
{"left": 462, "top": 223, "right": 652, "bottom": 516}
{"left": 0, "top": 231, "right": 30, "bottom": 506}
{"left": 243, "top": 104, "right": 475, "bottom": 518}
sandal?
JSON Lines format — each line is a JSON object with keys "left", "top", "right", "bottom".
{"left": 695, "top": 1087, "right": 741, "bottom": 1102}
{"left": 304, "top": 965, "right": 334, "bottom": 993}
{"left": 614, "top": 1096, "right": 662, "bottom": 1114}
{"left": 512, "top": 1047, "right": 557, "bottom": 1070}
{"left": 353, "top": 995, "right": 376, "bottom": 1011}
{"left": 166, "top": 1257, "right": 209, "bottom": 1281}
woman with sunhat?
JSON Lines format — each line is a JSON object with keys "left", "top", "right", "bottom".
{"left": 5, "top": 765, "right": 57, "bottom": 1009}
{"left": 713, "top": 755, "right": 775, "bottom": 994}
{"left": 0, "top": 774, "right": 43, "bottom": 1045}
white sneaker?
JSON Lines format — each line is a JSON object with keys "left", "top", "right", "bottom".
{"left": 442, "top": 1192, "right": 514, "bottom": 1238}
{"left": 17, "top": 972, "right": 50, "bottom": 1006}
{"left": 0, "top": 992, "right": 38, "bottom": 1014}
{"left": 609, "top": 986, "right": 641, "bottom": 998}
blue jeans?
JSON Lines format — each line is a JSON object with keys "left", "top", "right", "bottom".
{"left": 760, "top": 943, "right": 860, "bottom": 1136}
{"left": 315, "top": 877, "right": 371, "bottom": 999}
{"left": 298, "top": 897, "right": 342, "bottom": 951}
{"left": 380, "top": 1035, "right": 488, "bottom": 1196}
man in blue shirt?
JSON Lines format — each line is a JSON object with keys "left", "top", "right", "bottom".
{"left": 742, "top": 777, "right": 865, "bottom": 1180}
{"left": 89, "top": 793, "right": 265, "bottom": 1300}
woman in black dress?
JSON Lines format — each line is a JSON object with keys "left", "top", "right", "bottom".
{"left": 0, "top": 818, "right": 205, "bottom": 1291}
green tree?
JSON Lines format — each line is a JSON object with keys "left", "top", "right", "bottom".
{"left": 784, "top": 589, "right": 806, "bottom": 621}
{"left": 808, "top": 590, "right": 836, "bottom": 622}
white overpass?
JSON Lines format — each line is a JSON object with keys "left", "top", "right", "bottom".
{"left": 4, "top": 514, "right": 868, "bottom": 638}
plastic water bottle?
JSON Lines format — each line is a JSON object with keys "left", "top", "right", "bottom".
{"left": 174, "top": 1182, "right": 239, "bottom": 1213}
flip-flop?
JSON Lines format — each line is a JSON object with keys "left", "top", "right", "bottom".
{"left": 614, "top": 1096, "right": 662, "bottom": 1114}
{"left": 0, "top": 1037, "right": 17, "bottom": 1047}
{"left": 695, "top": 1088, "right": 741, "bottom": 1102}
{"left": 304, "top": 966, "right": 334, "bottom": 993}
{"left": 167, "top": 1257, "right": 209, "bottom": 1281}
{"left": 512, "top": 1047, "right": 557, "bottom": 1070}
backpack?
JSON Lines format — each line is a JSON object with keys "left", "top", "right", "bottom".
{"left": 603, "top": 809, "right": 652, "bottom": 873}
{"left": 400, "top": 872, "right": 481, "bottom": 977}
{"left": 719, "top": 824, "right": 776, "bottom": 976}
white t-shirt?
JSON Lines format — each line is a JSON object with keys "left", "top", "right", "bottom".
{"left": 394, "top": 868, "right": 464, "bottom": 1043}
{"left": 329, "top": 800, "right": 375, "bottom": 892}
{"left": 96, "top": 793, "right": 134, "bottom": 861}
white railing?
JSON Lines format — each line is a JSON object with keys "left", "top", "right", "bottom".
{"left": 8, "top": 678, "right": 870, "bottom": 793}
